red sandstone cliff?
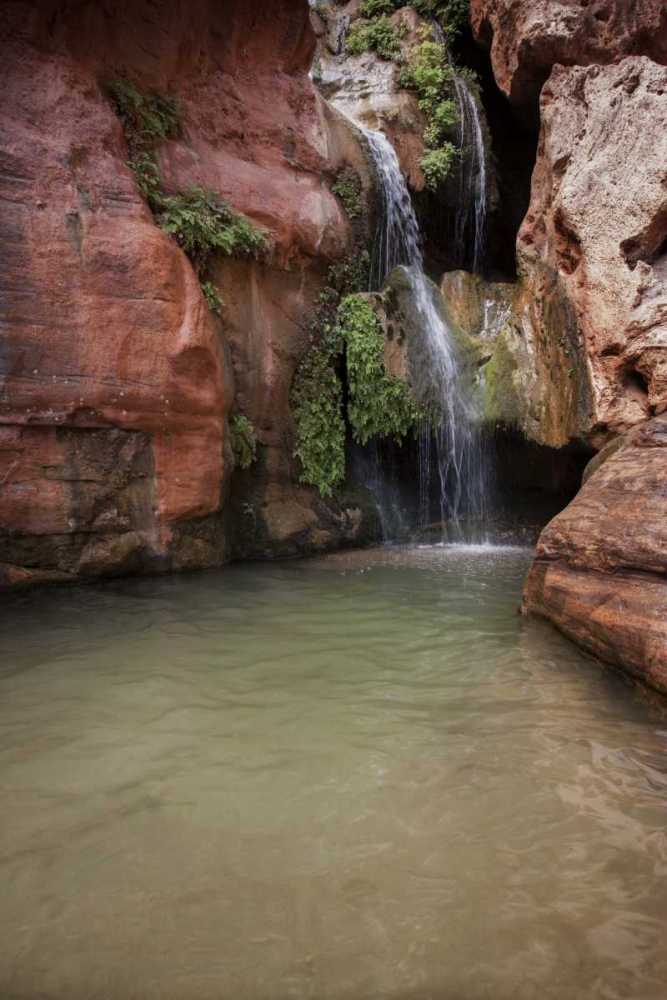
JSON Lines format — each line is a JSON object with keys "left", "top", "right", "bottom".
{"left": 0, "top": 0, "right": 375, "bottom": 586}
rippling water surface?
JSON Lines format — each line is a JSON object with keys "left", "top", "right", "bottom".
{"left": 1, "top": 545, "right": 666, "bottom": 1000}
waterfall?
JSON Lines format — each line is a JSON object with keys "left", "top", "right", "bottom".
{"left": 359, "top": 125, "right": 488, "bottom": 540}
{"left": 452, "top": 76, "right": 487, "bottom": 273}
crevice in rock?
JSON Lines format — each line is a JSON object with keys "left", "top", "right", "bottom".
{"left": 553, "top": 208, "right": 582, "bottom": 275}
{"left": 349, "top": 424, "right": 593, "bottom": 541}
{"left": 620, "top": 206, "right": 667, "bottom": 270}
{"left": 623, "top": 365, "right": 650, "bottom": 402}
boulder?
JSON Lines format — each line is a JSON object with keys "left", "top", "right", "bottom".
{"left": 523, "top": 415, "right": 667, "bottom": 695}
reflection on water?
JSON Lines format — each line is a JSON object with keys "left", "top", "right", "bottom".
{"left": 0, "top": 546, "right": 666, "bottom": 1000}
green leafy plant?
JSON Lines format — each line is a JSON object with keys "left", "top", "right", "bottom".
{"left": 347, "top": 16, "right": 402, "bottom": 60}
{"left": 109, "top": 81, "right": 271, "bottom": 316}
{"left": 230, "top": 415, "right": 258, "bottom": 470}
{"left": 406, "top": 0, "right": 469, "bottom": 38}
{"left": 291, "top": 257, "right": 424, "bottom": 496}
{"left": 201, "top": 281, "right": 225, "bottom": 315}
{"left": 354, "top": 0, "right": 469, "bottom": 38}
{"left": 108, "top": 80, "right": 180, "bottom": 210}
{"left": 336, "top": 296, "right": 422, "bottom": 444}
{"left": 423, "top": 99, "right": 459, "bottom": 146}
{"left": 358, "top": 0, "right": 395, "bottom": 16}
{"left": 397, "top": 35, "right": 461, "bottom": 191}
{"left": 332, "top": 166, "right": 362, "bottom": 221}
{"left": 291, "top": 253, "right": 370, "bottom": 497}
{"left": 157, "top": 188, "right": 272, "bottom": 276}
{"left": 420, "top": 146, "right": 458, "bottom": 189}
{"left": 291, "top": 343, "right": 346, "bottom": 498}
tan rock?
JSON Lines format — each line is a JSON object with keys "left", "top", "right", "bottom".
{"left": 471, "top": 0, "right": 667, "bottom": 105}
{"left": 314, "top": 4, "right": 429, "bottom": 189}
{"left": 517, "top": 57, "right": 667, "bottom": 445}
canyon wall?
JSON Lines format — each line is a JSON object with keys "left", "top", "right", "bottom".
{"left": 0, "top": 0, "right": 377, "bottom": 587}
{"left": 471, "top": 0, "right": 667, "bottom": 690}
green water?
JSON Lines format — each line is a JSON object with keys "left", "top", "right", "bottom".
{"left": 0, "top": 545, "right": 666, "bottom": 999}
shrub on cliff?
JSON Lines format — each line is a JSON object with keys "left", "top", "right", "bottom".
{"left": 230, "top": 415, "right": 258, "bottom": 471}
{"left": 291, "top": 258, "right": 423, "bottom": 497}
{"left": 291, "top": 254, "right": 369, "bottom": 497}
{"left": 353, "top": 0, "right": 469, "bottom": 39}
{"left": 347, "top": 16, "right": 404, "bottom": 60}
{"left": 108, "top": 80, "right": 180, "bottom": 208}
{"left": 109, "top": 81, "right": 272, "bottom": 317}
{"left": 156, "top": 188, "right": 272, "bottom": 276}
{"left": 332, "top": 167, "right": 362, "bottom": 221}
{"left": 397, "top": 34, "right": 461, "bottom": 191}
{"left": 336, "top": 295, "right": 422, "bottom": 445}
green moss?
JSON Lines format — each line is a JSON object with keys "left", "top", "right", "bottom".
{"left": 337, "top": 295, "right": 422, "bottom": 445}
{"left": 230, "top": 415, "right": 258, "bottom": 471}
{"left": 332, "top": 166, "right": 362, "bottom": 221}
{"left": 484, "top": 333, "right": 521, "bottom": 428}
{"left": 347, "top": 16, "right": 402, "bottom": 60}
{"left": 312, "top": 3, "right": 329, "bottom": 21}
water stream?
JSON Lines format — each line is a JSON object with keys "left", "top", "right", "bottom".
{"left": 1, "top": 547, "right": 666, "bottom": 999}
{"left": 452, "top": 74, "right": 488, "bottom": 273}
{"left": 361, "top": 124, "right": 488, "bottom": 540}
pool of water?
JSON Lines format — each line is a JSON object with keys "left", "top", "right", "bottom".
{"left": 1, "top": 545, "right": 666, "bottom": 1000}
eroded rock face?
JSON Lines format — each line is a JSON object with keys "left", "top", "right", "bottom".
{"left": 441, "top": 270, "right": 591, "bottom": 446}
{"left": 523, "top": 416, "right": 667, "bottom": 694}
{"left": 314, "top": 3, "right": 428, "bottom": 190}
{"left": 0, "top": 0, "right": 375, "bottom": 586}
{"left": 465, "top": 5, "right": 667, "bottom": 689}
{"left": 471, "top": 0, "right": 667, "bottom": 106}
{"left": 518, "top": 58, "right": 667, "bottom": 446}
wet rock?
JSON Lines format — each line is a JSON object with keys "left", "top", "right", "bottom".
{"left": 314, "top": 4, "right": 429, "bottom": 190}
{"left": 441, "top": 269, "right": 590, "bottom": 446}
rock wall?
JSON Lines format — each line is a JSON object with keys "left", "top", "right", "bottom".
{"left": 0, "top": 0, "right": 377, "bottom": 586}
{"left": 518, "top": 57, "right": 667, "bottom": 447}
{"left": 314, "top": 3, "right": 428, "bottom": 190}
{"left": 471, "top": 0, "right": 667, "bottom": 106}
{"left": 472, "top": 0, "right": 667, "bottom": 687}
{"left": 523, "top": 416, "right": 667, "bottom": 695}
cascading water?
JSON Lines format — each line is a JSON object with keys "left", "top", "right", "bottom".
{"left": 359, "top": 124, "right": 488, "bottom": 540}
{"left": 452, "top": 75, "right": 487, "bottom": 273}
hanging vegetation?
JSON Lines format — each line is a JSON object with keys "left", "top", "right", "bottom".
{"left": 108, "top": 80, "right": 271, "bottom": 313}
